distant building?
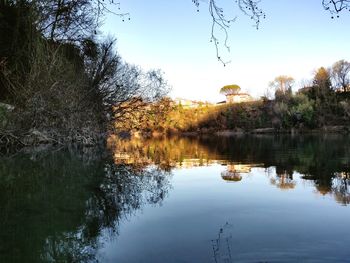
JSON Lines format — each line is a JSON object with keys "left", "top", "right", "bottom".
{"left": 225, "top": 93, "right": 253, "bottom": 104}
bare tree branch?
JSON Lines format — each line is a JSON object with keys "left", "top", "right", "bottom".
{"left": 193, "top": 0, "right": 265, "bottom": 65}
{"left": 323, "top": 0, "right": 350, "bottom": 17}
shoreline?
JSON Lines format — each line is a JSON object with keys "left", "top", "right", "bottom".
{"left": 1, "top": 125, "right": 349, "bottom": 153}
{"left": 124, "top": 125, "right": 350, "bottom": 139}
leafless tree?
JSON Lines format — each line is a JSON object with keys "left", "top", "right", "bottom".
{"left": 35, "top": 0, "right": 129, "bottom": 43}
{"left": 83, "top": 38, "right": 168, "bottom": 126}
{"left": 331, "top": 60, "right": 350, "bottom": 92}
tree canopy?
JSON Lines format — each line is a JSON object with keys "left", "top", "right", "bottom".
{"left": 269, "top": 75, "right": 294, "bottom": 101}
{"left": 331, "top": 59, "right": 350, "bottom": 92}
{"left": 314, "top": 67, "right": 332, "bottom": 89}
{"left": 220, "top": 84, "right": 241, "bottom": 96}
{"left": 269, "top": 76, "right": 294, "bottom": 93}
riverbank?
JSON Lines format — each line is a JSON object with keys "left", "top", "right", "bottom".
{"left": 120, "top": 125, "right": 350, "bottom": 140}
{"left": 2, "top": 124, "right": 348, "bottom": 153}
{"left": 115, "top": 88, "right": 350, "bottom": 138}
{"left": 213, "top": 125, "right": 350, "bottom": 136}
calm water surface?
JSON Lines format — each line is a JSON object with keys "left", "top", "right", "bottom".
{"left": 1, "top": 135, "right": 350, "bottom": 262}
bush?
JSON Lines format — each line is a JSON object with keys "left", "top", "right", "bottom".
{"left": 273, "top": 101, "right": 291, "bottom": 128}
{"left": 290, "top": 93, "right": 315, "bottom": 127}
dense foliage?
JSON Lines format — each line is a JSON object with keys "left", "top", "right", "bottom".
{"left": 0, "top": 0, "right": 167, "bottom": 147}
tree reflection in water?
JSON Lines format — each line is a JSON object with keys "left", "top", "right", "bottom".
{"left": 329, "top": 172, "right": 350, "bottom": 205}
{"left": 221, "top": 164, "right": 255, "bottom": 182}
{"left": 1, "top": 134, "right": 350, "bottom": 262}
{"left": 0, "top": 148, "right": 171, "bottom": 262}
{"left": 269, "top": 168, "right": 296, "bottom": 190}
{"left": 109, "top": 134, "right": 350, "bottom": 205}
{"left": 211, "top": 222, "right": 234, "bottom": 263}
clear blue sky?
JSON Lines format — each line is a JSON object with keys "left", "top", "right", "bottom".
{"left": 102, "top": 0, "right": 350, "bottom": 102}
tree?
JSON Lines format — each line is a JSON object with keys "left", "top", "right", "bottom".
{"left": 310, "top": 67, "right": 334, "bottom": 106}
{"left": 269, "top": 75, "right": 294, "bottom": 100}
{"left": 220, "top": 84, "right": 241, "bottom": 95}
{"left": 30, "top": 0, "right": 350, "bottom": 64}
{"left": 37, "top": 0, "right": 96, "bottom": 42}
{"left": 29, "top": 0, "right": 350, "bottom": 64}
{"left": 0, "top": 0, "right": 168, "bottom": 145}
{"left": 331, "top": 59, "right": 350, "bottom": 92}
{"left": 313, "top": 67, "right": 332, "bottom": 90}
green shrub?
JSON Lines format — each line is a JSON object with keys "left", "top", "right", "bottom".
{"left": 291, "top": 93, "right": 315, "bottom": 127}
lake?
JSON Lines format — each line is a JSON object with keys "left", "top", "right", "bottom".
{"left": 1, "top": 135, "right": 350, "bottom": 262}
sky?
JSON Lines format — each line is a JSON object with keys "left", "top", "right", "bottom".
{"left": 102, "top": 0, "right": 350, "bottom": 103}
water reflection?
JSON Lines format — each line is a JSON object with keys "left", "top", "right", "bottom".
{"left": 221, "top": 164, "right": 256, "bottom": 182}
{"left": 211, "top": 223, "right": 234, "bottom": 263}
{"left": 1, "top": 134, "right": 350, "bottom": 262}
{"left": 323, "top": 172, "right": 350, "bottom": 205}
{"left": 108, "top": 134, "right": 350, "bottom": 205}
{"left": 269, "top": 168, "right": 296, "bottom": 190}
{"left": 0, "top": 148, "right": 171, "bottom": 262}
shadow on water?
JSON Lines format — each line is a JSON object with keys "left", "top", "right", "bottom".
{"left": 1, "top": 134, "right": 350, "bottom": 262}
